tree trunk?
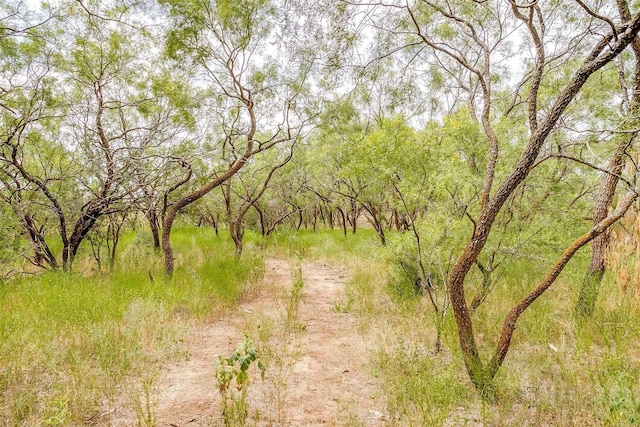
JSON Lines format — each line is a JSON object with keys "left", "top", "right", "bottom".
{"left": 446, "top": 18, "right": 640, "bottom": 397}
{"left": 575, "top": 147, "right": 625, "bottom": 317}
{"left": 576, "top": 1, "right": 640, "bottom": 317}
{"left": 234, "top": 239, "right": 243, "bottom": 257}
{"left": 324, "top": 205, "right": 333, "bottom": 228}
{"left": 227, "top": 214, "right": 244, "bottom": 257}
{"left": 162, "top": 208, "right": 177, "bottom": 276}
{"left": 65, "top": 210, "right": 101, "bottom": 271}
{"left": 297, "top": 207, "right": 303, "bottom": 231}
{"left": 146, "top": 208, "right": 161, "bottom": 251}
{"left": 254, "top": 204, "right": 266, "bottom": 236}
{"left": 212, "top": 215, "right": 220, "bottom": 235}
{"left": 229, "top": 214, "right": 246, "bottom": 258}
{"left": 18, "top": 209, "right": 58, "bottom": 269}
{"left": 107, "top": 213, "right": 127, "bottom": 272}
{"left": 362, "top": 202, "right": 386, "bottom": 246}
{"left": 336, "top": 206, "right": 347, "bottom": 236}
{"left": 348, "top": 200, "right": 358, "bottom": 234}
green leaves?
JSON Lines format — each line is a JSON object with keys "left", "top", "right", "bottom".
{"left": 216, "top": 0, "right": 268, "bottom": 30}
{"left": 215, "top": 336, "right": 265, "bottom": 390}
{"left": 150, "top": 71, "right": 199, "bottom": 128}
{"left": 434, "top": 21, "right": 456, "bottom": 40}
{"left": 161, "top": 0, "right": 274, "bottom": 59}
{"left": 159, "top": 0, "right": 205, "bottom": 59}
{"left": 214, "top": 336, "right": 265, "bottom": 425}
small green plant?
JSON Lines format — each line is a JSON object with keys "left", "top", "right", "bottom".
{"left": 43, "top": 396, "right": 69, "bottom": 426}
{"left": 214, "top": 336, "right": 266, "bottom": 427}
{"left": 284, "top": 262, "right": 304, "bottom": 333}
{"left": 331, "top": 296, "right": 354, "bottom": 313}
{"left": 134, "top": 377, "right": 156, "bottom": 427}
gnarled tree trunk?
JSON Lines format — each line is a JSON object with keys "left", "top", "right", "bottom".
{"left": 576, "top": 1, "right": 640, "bottom": 317}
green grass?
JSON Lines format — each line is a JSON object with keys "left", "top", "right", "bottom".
{"left": 375, "top": 346, "right": 472, "bottom": 425}
{"left": 264, "top": 228, "right": 380, "bottom": 260}
{"left": 0, "top": 226, "right": 261, "bottom": 425}
{"left": 3, "top": 226, "right": 640, "bottom": 426}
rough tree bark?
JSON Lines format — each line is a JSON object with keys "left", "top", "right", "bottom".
{"left": 445, "top": 11, "right": 640, "bottom": 397}
{"left": 146, "top": 207, "right": 161, "bottom": 251}
{"left": 489, "top": 189, "right": 638, "bottom": 378}
{"left": 575, "top": 0, "right": 640, "bottom": 318}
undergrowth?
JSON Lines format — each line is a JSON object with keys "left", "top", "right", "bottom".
{"left": 265, "top": 228, "right": 379, "bottom": 261}
{"left": 3, "top": 226, "right": 640, "bottom": 426}
{"left": 0, "top": 226, "right": 261, "bottom": 426}
{"left": 335, "top": 230, "right": 640, "bottom": 426}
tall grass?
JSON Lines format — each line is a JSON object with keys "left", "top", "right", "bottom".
{"left": 0, "top": 226, "right": 261, "bottom": 426}
{"left": 317, "top": 228, "right": 640, "bottom": 426}
{"left": 4, "top": 225, "right": 640, "bottom": 425}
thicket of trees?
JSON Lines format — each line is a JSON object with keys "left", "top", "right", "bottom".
{"left": 3, "top": 0, "right": 640, "bottom": 399}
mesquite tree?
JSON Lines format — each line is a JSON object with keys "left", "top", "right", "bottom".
{"left": 0, "top": 1, "right": 183, "bottom": 271}
{"left": 358, "top": 0, "right": 640, "bottom": 397}
{"left": 158, "top": 0, "right": 313, "bottom": 275}
{"left": 222, "top": 145, "right": 295, "bottom": 257}
{"left": 575, "top": 2, "right": 640, "bottom": 318}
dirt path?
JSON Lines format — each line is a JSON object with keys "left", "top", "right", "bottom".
{"left": 109, "top": 258, "right": 385, "bottom": 426}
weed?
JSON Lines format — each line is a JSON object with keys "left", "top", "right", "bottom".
{"left": 330, "top": 295, "right": 354, "bottom": 313}
{"left": 214, "top": 336, "right": 266, "bottom": 427}
{"left": 134, "top": 376, "right": 157, "bottom": 427}
{"left": 593, "top": 356, "right": 640, "bottom": 425}
{"left": 285, "top": 261, "right": 304, "bottom": 334}
{"left": 375, "top": 345, "right": 471, "bottom": 425}
{"left": 43, "top": 396, "right": 69, "bottom": 426}
{"left": 344, "top": 402, "right": 367, "bottom": 427}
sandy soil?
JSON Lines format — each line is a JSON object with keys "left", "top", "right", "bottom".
{"left": 107, "top": 258, "right": 385, "bottom": 426}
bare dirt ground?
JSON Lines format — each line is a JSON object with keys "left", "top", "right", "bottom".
{"left": 109, "top": 258, "right": 385, "bottom": 426}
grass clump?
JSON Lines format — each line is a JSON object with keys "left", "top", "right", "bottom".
{"left": 375, "top": 346, "right": 471, "bottom": 425}
{"left": 594, "top": 356, "right": 640, "bottom": 425}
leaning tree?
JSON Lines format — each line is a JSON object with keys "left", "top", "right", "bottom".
{"left": 357, "top": 0, "right": 640, "bottom": 398}
{"left": 157, "top": 0, "right": 323, "bottom": 275}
